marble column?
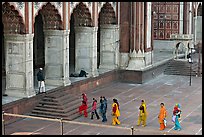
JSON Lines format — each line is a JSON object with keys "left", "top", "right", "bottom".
{"left": 4, "top": 34, "right": 35, "bottom": 98}
{"left": 44, "top": 30, "right": 71, "bottom": 86}
{"left": 99, "top": 24, "right": 120, "bottom": 72}
{"left": 75, "top": 27, "right": 99, "bottom": 77}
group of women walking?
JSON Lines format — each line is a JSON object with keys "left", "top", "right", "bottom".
{"left": 78, "top": 93, "right": 120, "bottom": 125}
{"left": 78, "top": 93, "right": 181, "bottom": 131}
{"left": 137, "top": 100, "right": 182, "bottom": 131}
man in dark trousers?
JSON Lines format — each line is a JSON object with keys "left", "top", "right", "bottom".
{"left": 37, "top": 68, "right": 45, "bottom": 94}
{"left": 100, "top": 96, "right": 107, "bottom": 122}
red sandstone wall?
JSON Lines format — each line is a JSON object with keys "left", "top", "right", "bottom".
{"left": 119, "top": 2, "right": 130, "bottom": 53}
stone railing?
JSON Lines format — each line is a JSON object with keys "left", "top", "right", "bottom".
{"left": 170, "top": 34, "right": 193, "bottom": 40}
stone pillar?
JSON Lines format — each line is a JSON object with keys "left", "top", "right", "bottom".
{"left": 127, "top": 3, "right": 145, "bottom": 70}
{"left": 119, "top": 3, "right": 131, "bottom": 69}
{"left": 75, "top": 27, "right": 99, "bottom": 77}
{"left": 44, "top": 30, "right": 71, "bottom": 86}
{"left": 183, "top": 2, "right": 188, "bottom": 34}
{"left": 145, "top": 2, "right": 153, "bottom": 66}
{"left": 99, "top": 25, "right": 120, "bottom": 72}
{"left": 4, "top": 34, "right": 35, "bottom": 98}
{"left": 196, "top": 16, "right": 202, "bottom": 43}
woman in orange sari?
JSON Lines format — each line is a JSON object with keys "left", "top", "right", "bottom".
{"left": 158, "top": 103, "right": 167, "bottom": 130}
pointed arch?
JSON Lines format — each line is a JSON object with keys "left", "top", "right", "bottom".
{"left": 197, "top": 3, "right": 202, "bottom": 16}
{"left": 99, "top": 2, "right": 117, "bottom": 25}
{"left": 36, "top": 2, "right": 63, "bottom": 30}
{"left": 2, "top": 2, "right": 26, "bottom": 34}
{"left": 71, "top": 2, "right": 93, "bottom": 27}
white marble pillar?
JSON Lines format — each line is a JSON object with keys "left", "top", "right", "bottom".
{"left": 145, "top": 2, "right": 153, "bottom": 66}
{"left": 4, "top": 34, "right": 35, "bottom": 98}
{"left": 75, "top": 27, "right": 99, "bottom": 77}
{"left": 196, "top": 16, "right": 202, "bottom": 43}
{"left": 99, "top": 25, "right": 120, "bottom": 72}
{"left": 127, "top": 3, "right": 145, "bottom": 70}
{"left": 44, "top": 30, "right": 71, "bottom": 86}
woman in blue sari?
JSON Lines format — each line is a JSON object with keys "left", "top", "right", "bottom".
{"left": 174, "top": 110, "right": 182, "bottom": 130}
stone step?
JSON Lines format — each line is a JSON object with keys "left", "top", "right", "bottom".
{"left": 31, "top": 109, "right": 68, "bottom": 117}
{"left": 29, "top": 113, "right": 69, "bottom": 120}
{"left": 36, "top": 103, "right": 64, "bottom": 110}
{"left": 42, "top": 97, "right": 58, "bottom": 103}
{"left": 38, "top": 100, "right": 60, "bottom": 106}
{"left": 30, "top": 89, "right": 102, "bottom": 121}
{"left": 55, "top": 93, "right": 79, "bottom": 102}
{"left": 31, "top": 102, "right": 98, "bottom": 120}
{"left": 52, "top": 91, "right": 77, "bottom": 99}
{"left": 57, "top": 96, "right": 80, "bottom": 107}
{"left": 164, "top": 59, "right": 199, "bottom": 76}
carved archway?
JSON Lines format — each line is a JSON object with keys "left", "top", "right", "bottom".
{"left": 37, "top": 2, "right": 63, "bottom": 30}
{"left": 72, "top": 2, "right": 93, "bottom": 27}
{"left": 97, "top": 2, "right": 120, "bottom": 71}
{"left": 33, "top": 2, "right": 63, "bottom": 68}
{"left": 69, "top": 2, "right": 93, "bottom": 75}
{"left": 2, "top": 2, "right": 26, "bottom": 34}
{"left": 176, "top": 42, "right": 185, "bottom": 54}
{"left": 97, "top": 2, "right": 117, "bottom": 69}
{"left": 99, "top": 2, "right": 117, "bottom": 25}
{"left": 197, "top": 4, "right": 202, "bottom": 16}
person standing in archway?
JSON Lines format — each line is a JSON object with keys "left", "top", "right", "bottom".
{"left": 37, "top": 68, "right": 45, "bottom": 94}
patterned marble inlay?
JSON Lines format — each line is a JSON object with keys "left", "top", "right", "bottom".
{"left": 17, "top": 2, "right": 24, "bottom": 9}
{"left": 57, "top": 2, "right": 62, "bottom": 8}
{"left": 34, "top": 2, "right": 40, "bottom": 10}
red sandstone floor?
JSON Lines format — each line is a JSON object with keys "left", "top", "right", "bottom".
{"left": 3, "top": 74, "right": 202, "bottom": 135}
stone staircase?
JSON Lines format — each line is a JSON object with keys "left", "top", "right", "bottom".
{"left": 30, "top": 91, "right": 98, "bottom": 120}
{"left": 164, "top": 59, "right": 198, "bottom": 76}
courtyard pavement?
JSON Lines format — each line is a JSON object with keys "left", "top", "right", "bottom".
{"left": 3, "top": 74, "right": 202, "bottom": 135}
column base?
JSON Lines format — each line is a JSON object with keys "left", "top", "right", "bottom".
{"left": 126, "top": 58, "right": 145, "bottom": 70}
{"left": 126, "top": 49, "right": 145, "bottom": 70}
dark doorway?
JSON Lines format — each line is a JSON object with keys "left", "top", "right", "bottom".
{"left": 33, "top": 13, "right": 45, "bottom": 88}
{"left": 33, "top": 13, "right": 45, "bottom": 69}
{"left": 2, "top": 22, "right": 5, "bottom": 76}
{"left": 69, "top": 13, "right": 76, "bottom": 75}
{"left": 2, "top": 22, "right": 6, "bottom": 96}
{"left": 97, "top": 18, "right": 101, "bottom": 69}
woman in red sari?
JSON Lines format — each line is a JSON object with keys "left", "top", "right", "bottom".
{"left": 79, "top": 93, "right": 88, "bottom": 117}
{"left": 158, "top": 103, "right": 167, "bottom": 130}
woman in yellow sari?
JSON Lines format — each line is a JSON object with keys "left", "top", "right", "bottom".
{"left": 137, "top": 100, "right": 147, "bottom": 127}
{"left": 112, "top": 98, "right": 120, "bottom": 125}
{"left": 158, "top": 103, "right": 167, "bottom": 130}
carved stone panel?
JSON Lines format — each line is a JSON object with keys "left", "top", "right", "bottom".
{"left": 7, "top": 74, "right": 24, "bottom": 89}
